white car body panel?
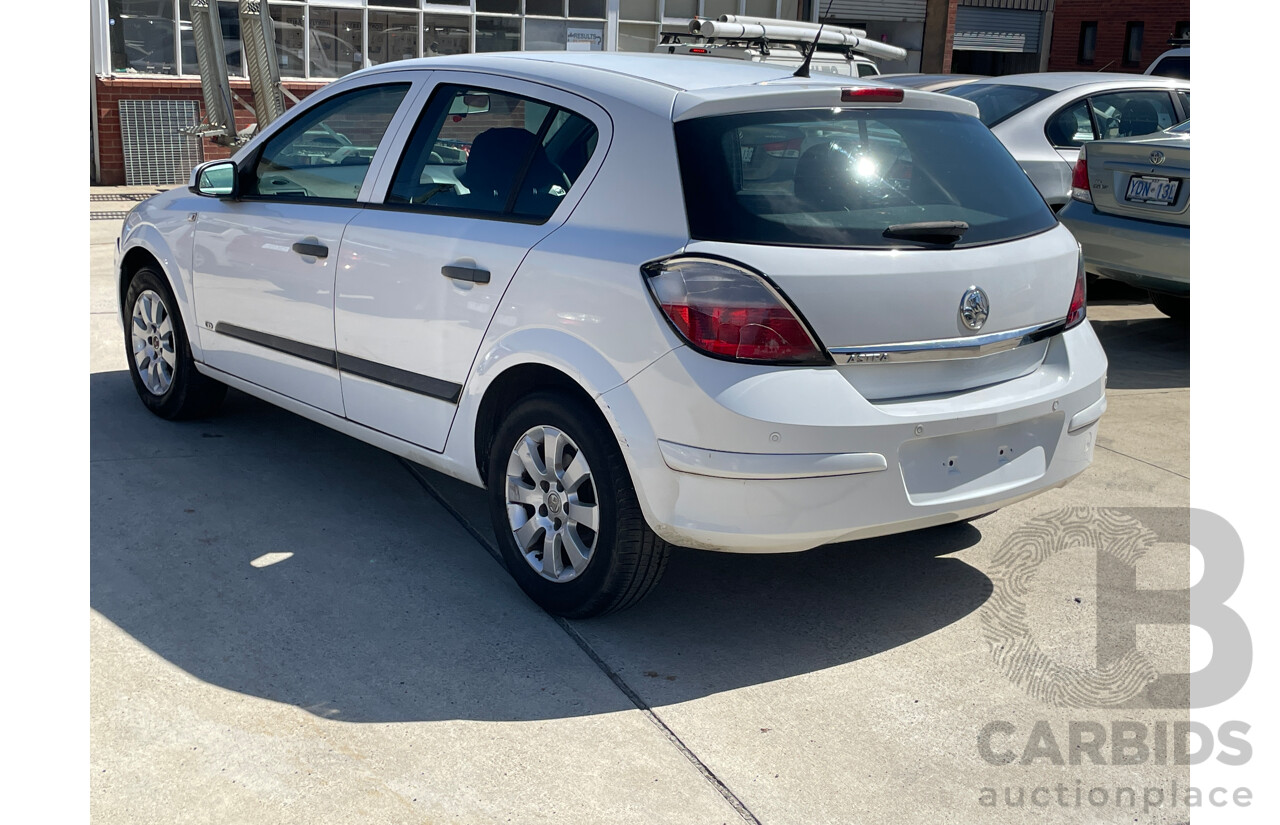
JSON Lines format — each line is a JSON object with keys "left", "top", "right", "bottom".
{"left": 116, "top": 53, "right": 1108, "bottom": 559}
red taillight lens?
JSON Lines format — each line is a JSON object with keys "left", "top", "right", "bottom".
{"left": 690, "top": 47, "right": 708, "bottom": 54}
{"left": 1066, "top": 249, "right": 1087, "bottom": 329}
{"left": 841, "top": 87, "right": 904, "bottom": 103}
{"left": 1070, "top": 155, "right": 1092, "bottom": 203}
{"left": 643, "top": 258, "right": 828, "bottom": 365}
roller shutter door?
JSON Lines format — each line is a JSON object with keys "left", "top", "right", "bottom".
{"left": 953, "top": 7, "right": 1041, "bottom": 53}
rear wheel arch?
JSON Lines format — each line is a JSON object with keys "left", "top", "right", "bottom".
{"left": 474, "top": 363, "right": 607, "bottom": 486}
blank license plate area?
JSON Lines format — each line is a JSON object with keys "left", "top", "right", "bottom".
{"left": 1125, "top": 175, "right": 1179, "bottom": 204}
{"left": 898, "top": 414, "right": 1063, "bottom": 506}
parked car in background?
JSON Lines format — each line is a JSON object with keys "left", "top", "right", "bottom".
{"left": 943, "top": 73, "right": 1190, "bottom": 209}
{"left": 1145, "top": 47, "right": 1190, "bottom": 80}
{"left": 877, "top": 73, "right": 986, "bottom": 93}
{"left": 1058, "top": 120, "right": 1190, "bottom": 319}
{"left": 116, "top": 52, "right": 1107, "bottom": 618}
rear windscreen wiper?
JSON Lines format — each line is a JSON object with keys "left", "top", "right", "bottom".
{"left": 882, "top": 220, "right": 970, "bottom": 244}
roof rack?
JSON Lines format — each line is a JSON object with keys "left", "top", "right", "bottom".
{"left": 660, "top": 16, "right": 907, "bottom": 62}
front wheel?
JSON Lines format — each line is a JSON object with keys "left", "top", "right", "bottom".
{"left": 124, "top": 266, "right": 226, "bottom": 419}
{"left": 487, "top": 393, "right": 669, "bottom": 618}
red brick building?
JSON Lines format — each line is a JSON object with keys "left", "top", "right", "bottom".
{"left": 1046, "top": 1, "right": 1189, "bottom": 73}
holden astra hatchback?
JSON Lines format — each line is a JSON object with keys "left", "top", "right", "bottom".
{"left": 116, "top": 53, "right": 1107, "bottom": 618}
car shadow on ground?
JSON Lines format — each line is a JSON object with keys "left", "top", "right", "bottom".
{"left": 91, "top": 370, "right": 991, "bottom": 723}
{"left": 1087, "top": 280, "right": 1189, "bottom": 390}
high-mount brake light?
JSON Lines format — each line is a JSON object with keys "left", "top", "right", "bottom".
{"left": 642, "top": 258, "right": 828, "bottom": 365}
{"left": 1066, "top": 248, "right": 1087, "bottom": 330}
{"left": 841, "top": 88, "right": 904, "bottom": 103}
{"left": 690, "top": 47, "right": 708, "bottom": 54}
{"left": 1070, "top": 155, "right": 1092, "bottom": 204}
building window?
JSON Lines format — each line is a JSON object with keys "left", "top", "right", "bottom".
{"left": 1123, "top": 22, "right": 1144, "bottom": 67}
{"left": 1173, "top": 21, "right": 1190, "bottom": 41}
{"left": 1077, "top": 21, "right": 1097, "bottom": 65}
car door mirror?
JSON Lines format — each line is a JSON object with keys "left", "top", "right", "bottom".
{"left": 191, "top": 160, "right": 239, "bottom": 198}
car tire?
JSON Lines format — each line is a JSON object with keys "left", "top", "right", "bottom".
{"left": 1150, "top": 291, "right": 1189, "bottom": 321}
{"left": 487, "top": 392, "right": 669, "bottom": 618}
{"left": 124, "top": 266, "right": 227, "bottom": 420}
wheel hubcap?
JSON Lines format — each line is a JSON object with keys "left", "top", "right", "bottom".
{"left": 131, "top": 289, "right": 176, "bottom": 396}
{"left": 505, "top": 425, "right": 600, "bottom": 583}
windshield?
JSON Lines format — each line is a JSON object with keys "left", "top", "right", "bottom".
{"left": 674, "top": 108, "right": 1056, "bottom": 249}
{"left": 943, "top": 83, "right": 1053, "bottom": 126}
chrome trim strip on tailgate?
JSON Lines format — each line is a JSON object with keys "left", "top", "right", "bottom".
{"left": 829, "top": 318, "right": 1067, "bottom": 364}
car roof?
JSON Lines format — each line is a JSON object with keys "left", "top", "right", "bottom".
{"left": 961, "top": 72, "right": 1187, "bottom": 92}
{"left": 361, "top": 51, "right": 810, "bottom": 93}
{"left": 354, "top": 51, "right": 924, "bottom": 118}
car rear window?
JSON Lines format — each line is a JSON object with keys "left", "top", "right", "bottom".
{"left": 1149, "top": 55, "right": 1190, "bottom": 79}
{"left": 674, "top": 108, "right": 1056, "bottom": 249}
{"left": 943, "top": 83, "right": 1053, "bottom": 126}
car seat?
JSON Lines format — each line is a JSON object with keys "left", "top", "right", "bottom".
{"left": 794, "top": 141, "right": 862, "bottom": 211}
{"left": 1118, "top": 99, "right": 1160, "bottom": 137}
{"left": 433, "top": 127, "right": 568, "bottom": 216}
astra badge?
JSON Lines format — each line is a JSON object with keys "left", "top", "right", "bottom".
{"left": 959, "top": 286, "right": 990, "bottom": 331}
{"left": 1150, "top": 150, "right": 1166, "bottom": 166}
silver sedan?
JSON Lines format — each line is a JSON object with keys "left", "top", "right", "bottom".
{"left": 943, "top": 73, "right": 1190, "bottom": 209}
{"left": 1058, "top": 121, "right": 1190, "bottom": 319}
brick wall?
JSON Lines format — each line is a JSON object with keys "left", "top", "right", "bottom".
{"left": 94, "top": 75, "right": 329, "bottom": 185}
{"left": 1046, "top": 0, "right": 1189, "bottom": 73}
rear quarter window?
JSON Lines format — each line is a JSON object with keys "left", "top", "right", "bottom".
{"left": 674, "top": 108, "right": 1056, "bottom": 249}
{"left": 944, "top": 83, "right": 1053, "bottom": 127}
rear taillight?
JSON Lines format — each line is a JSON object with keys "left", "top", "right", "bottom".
{"left": 1066, "top": 248, "right": 1087, "bottom": 329}
{"left": 1070, "top": 155, "right": 1092, "bottom": 203}
{"left": 841, "top": 87, "right": 904, "bottom": 103}
{"left": 643, "top": 257, "right": 828, "bottom": 365}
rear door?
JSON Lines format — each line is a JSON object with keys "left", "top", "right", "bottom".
{"left": 192, "top": 77, "right": 420, "bottom": 414}
{"left": 332, "top": 73, "right": 610, "bottom": 451}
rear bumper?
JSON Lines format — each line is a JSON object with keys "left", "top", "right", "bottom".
{"left": 1059, "top": 199, "right": 1189, "bottom": 295}
{"left": 600, "top": 323, "right": 1108, "bottom": 553}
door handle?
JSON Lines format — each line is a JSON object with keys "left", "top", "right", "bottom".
{"left": 292, "top": 241, "right": 328, "bottom": 258}
{"left": 442, "top": 264, "right": 490, "bottom": 284}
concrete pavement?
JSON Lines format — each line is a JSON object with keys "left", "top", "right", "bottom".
{"left": 91, "top": 195, "right": 1192, "bottom": 824}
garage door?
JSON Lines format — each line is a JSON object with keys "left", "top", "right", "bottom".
{"left": 953, "top": 7, "right": 1042, "bottom": 53}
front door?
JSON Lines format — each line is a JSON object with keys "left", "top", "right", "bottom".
{"left": 193, "top": 79, "right": 417, "bottom": 414}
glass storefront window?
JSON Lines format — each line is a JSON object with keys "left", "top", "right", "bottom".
{"left": 476, "top": 16, "right": 520, "bottom": 52}
{"left": 618, "top": 22, "right": 657, "bottom": 52}
{"left": 424, "top": 14, "right": 471, "bottom": 57}
{"left": 270, "top": 3, "right": 308, "bottom": 78}
{"left": 111, "top": 0, "right": 177, "bottom": 75}
{"left": 310, "top": 7, "right": 364, "bottom": 77}
{"left": 477, "top": 0, "right": 521, "bottom": 13}
{"left": 368, "top": 11, "right": 419, "bottom": 66}
{"left": 567, "top": 0, "right": 605, "bottom": 17}
{"left": 619, "top": 0, "right": 657, "bottom": 21}
{"left": 526, "top": 0, "right": 564, "bottom": 17}
{"left": 178, "top": 1, "right": 244, "bottom": 76}
{"left": 664, "top": 0, "right": 696, "bottom": 20}
{"left": 703, "top": 0, "right": 736, "bottom": 20}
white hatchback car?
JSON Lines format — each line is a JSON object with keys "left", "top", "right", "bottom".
{"left": 117, "top": 53, "right": 1107, "bottom": 617}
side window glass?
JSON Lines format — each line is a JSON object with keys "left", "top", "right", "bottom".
{"left": 1045, "top": 100, "right": 1094, "bottom": 148}
{"left": 1176, "top": 90, "right": 1190, "bottom": 120}
{"left": 248, "top": 84, "right": 410, "bottom": 201}
{"left": 386, "top": 84, "right": 599, "bottom": 221}
{"left": 1089, "top": 90, "right": 1179, "bottom": 139}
